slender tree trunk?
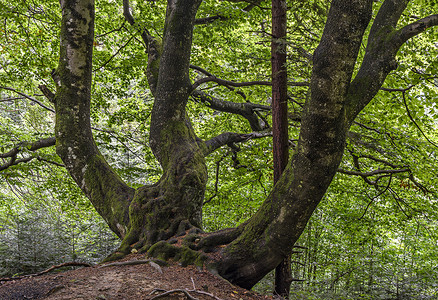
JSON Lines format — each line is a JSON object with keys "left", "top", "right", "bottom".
{"left": 271, "top": 0, "right": 291, "bottom": 297}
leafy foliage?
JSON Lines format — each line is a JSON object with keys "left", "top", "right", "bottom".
{"left": 1, "top": 0, "right": 438, "bottom": 298}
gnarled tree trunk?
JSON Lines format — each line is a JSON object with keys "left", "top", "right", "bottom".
{"left": 53, "top": 0, "right": 438, "bottom": 290}
{"left": 56, "top": 0, "right": 206, "bottom": 260}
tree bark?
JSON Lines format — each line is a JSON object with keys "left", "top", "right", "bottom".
{"left": 51, "top": 0, "right": 438, "bottom": 290}
{"left": 271, "top": 0, "right": 291, "bottom": 297}
{"left": 107, "top": 0, "right": 207, "bottom": 258}
{"left": 213, "top": 0, "right": 374, "bottom": 289}
{"left": 55, "top": 0, "right": 207, "bottom": 260}
{"left": 55, "top": 0, "right": 134, "bottom": 239}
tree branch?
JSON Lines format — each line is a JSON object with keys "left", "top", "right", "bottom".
{"left": 192, "top": 75, "right": 308, "bottom": 90}
{"left": 392, "top": 14, "right": 438, "bottom": 49}
{"left": 55, "top": 0, "right": 134, "bottom": 238}
{"left": 225, "top": 0, "right": 266, "bottom": 12}
{"left": 191, "top": 90, "right": 270, "bottom": 131}
{"left": 189, "top": 64, "right": 214, "bottom": 77}
{"left": 0, "top": 137, "right": 57, "bottom": 171}
{"left": 204, "top": 131, "right": 271, "bottom": 156}
{"left": 0, "top": 137, "right": 56, "bottom": 159}
{"left": 0, "top": 86, "right": 55, "bottom": 112}
{"left": 123, "top": 0, "right": 152, "bottom": 47}
{"left": 93, "top": 33, "right": 137, "bottom": 72}
{"left": 347, "top": 0, "right": 438, "bottom": 120}
{"left": 38, "top": 84, "right": 56, "bottom": 103}
{"left": 195, "top": 15, "right": 227, "bottom": 25}
{"left": 368, "top": 0, "right": 408, "bottom": 42}
{"left": 0, "top": 262, "right": 92, "bottom": 282}
{"left": 0, "top": 156, "right": 34, "bottom": 171}
{"left": 337, "top": 168, "right": 410, "bottom": 178}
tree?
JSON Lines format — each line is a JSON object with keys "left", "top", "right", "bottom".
{"left": 1, "top": 0, "right": 437, "bottom": 291}
{"left": 271, "top": 0, "right": 291, "bottom": 296}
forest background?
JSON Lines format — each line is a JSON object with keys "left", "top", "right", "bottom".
{"left": 0, "top": 0, "right": 437, "bottom": 299}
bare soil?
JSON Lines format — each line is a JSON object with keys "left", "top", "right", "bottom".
{"left": 0, "top": 254, "right": 273, "bottom": 300}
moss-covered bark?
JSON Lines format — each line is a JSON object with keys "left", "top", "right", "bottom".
{"left": 53, "top": 0, "right": 438, "bottom": 290}
{"left": 212, "top": 0, "right": 374, "bottom": 288}
{"left": 55, "top": 0, "right": 206, "bottom": 253}
{"left": 55, "top": 0, "right": 134, "bottom": 238}
{"left": 105, "top": 0, "right": 207, "bottom": 260}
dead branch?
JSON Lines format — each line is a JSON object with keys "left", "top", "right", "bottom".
{"left": 0, "top": 262, "right": 92, "bottom": 282}
{"left": 150, "top": 289, "right": 198, "bottom": 300}
{"left": 150, "top": 286, "right": 225, "bottom": 300}
{"left": 98, "top": 259, "right": 167, "bottom": 269}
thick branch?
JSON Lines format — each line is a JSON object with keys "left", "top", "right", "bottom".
{"left": 204, "top": 131, "right": 272, "bottom": 156}
{"left": 347, "top": 2, "right": 437, "bottom": 119}
{"left": 0, "top": 137, "right": 57, "bottom": 171}
{"left": 0, "top": 137, "right": 56, "bottom": 159}
{"left": 216, "top": 0, "right": 374, "bottom": 288}
{"left": 392, "top": 14, "right": 438, "bottom": 48}
{"left": 38, "top": 84, "right": 56, "bottom": 103}
{"left": 191, "top": 90, "right": 270, "bottom": 131}
{"left": 195, "top": 15, "right": 227, "bottom": 25}
{"left": 368, "top": 0, "right": 408, "bottom": 42}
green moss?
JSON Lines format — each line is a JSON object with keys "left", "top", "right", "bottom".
{"left": 147, "top": 241, "right": 206, "bottom": 268}
{"left": 102, "top": 251, "right": 126, "bottom": 263}
{"left": 147, "top": 37, "right": 163, "bottom": 94}
{"left": 175, "top": 247, "right": 207, "bottom": 268}
{"left": 147, "top": 241, "right": 179, "bottom": 261}
{"left": 83, "top": 153, "right": 133, "bottom": 237}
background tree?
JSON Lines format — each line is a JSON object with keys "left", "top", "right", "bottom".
{"left": 0, "top": 0, "right": 437, "bottom": 295}
{"left": 271, "top": 0, "right": 291, "bottom": 296}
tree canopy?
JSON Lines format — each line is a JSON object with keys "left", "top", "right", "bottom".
{"left": 1, "top": 0, "right": 438, "bottom": 297}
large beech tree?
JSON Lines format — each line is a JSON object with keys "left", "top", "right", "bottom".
{"left": 1, "top": 0, "right": 437, "bottom": 290}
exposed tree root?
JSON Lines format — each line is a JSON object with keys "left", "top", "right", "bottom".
{"left": 195, "top": 227, "right": 243, "bottom": 251}
{"left": 98, "top": 258, "right": 168, "bottom": 269}
{"left": 147, "top": 241, "right": 208, "bottom": 267}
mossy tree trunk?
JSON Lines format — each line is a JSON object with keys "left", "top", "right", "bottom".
{"left": 209, "top": 0, "right": 437, "bottom": 289}
{"left": 55, "top": 0, "right": 206, "bottom": 259}
{"left": 53, "top": 0, "right": 438, "bottom": 289}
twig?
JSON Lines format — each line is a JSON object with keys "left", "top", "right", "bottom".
{"left": 93, "top": 33, "right": 136, "bottom": 72}
{"left": 203, "top": 151, "right": 229, "bottom": 205}
{"left": 402, "top": 90, "right": 438, "bottom": 149}
{"left": 358, "top": 174, "right": 393, "bottom": 220}
{"left": 337, "top": 168, "right": 410, "bottom": 178}
{"left": 0, "top": 86, "right": 55, "bottom": 112}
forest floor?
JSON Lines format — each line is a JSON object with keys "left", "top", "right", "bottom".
{"left": 0, "top": 253, "right": 274, "bottom": 300}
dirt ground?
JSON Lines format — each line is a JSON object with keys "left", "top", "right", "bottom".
{"left": 0, "top": 254, "right": 274, "bottom": 300}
